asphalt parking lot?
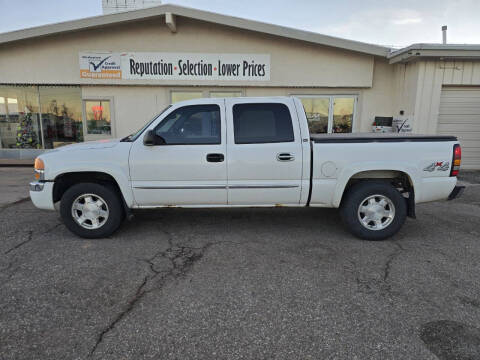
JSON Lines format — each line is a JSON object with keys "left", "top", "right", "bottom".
{"left": 1, "top": 168, "right": 480, "bottom": 360}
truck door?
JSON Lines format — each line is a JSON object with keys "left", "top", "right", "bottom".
{"left": 129, "top": 99, "right": 227, "bottom": 206}
{"left": 225, "top": 98, "right": 303, "bottom": 205}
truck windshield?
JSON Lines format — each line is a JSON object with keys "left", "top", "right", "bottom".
{"left": 121, "top": 105, "right": 172, "bottom": 142}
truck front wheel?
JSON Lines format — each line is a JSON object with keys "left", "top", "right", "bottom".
{"left": 60, "top": 183, "right": 124, "bottom": 239}
{"left": 340, "top": 181, "right": 407, "bottom": 241}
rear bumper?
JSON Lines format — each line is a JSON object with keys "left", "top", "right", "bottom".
{"left": 448, "top": 185, "right": 465, "bottom": 200}
{"left": 29, "top": 181, "right": 55, "bottom": 210}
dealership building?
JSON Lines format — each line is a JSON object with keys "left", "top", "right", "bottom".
{"left": 1, "top": 3, "right": 480, "bottom": 168}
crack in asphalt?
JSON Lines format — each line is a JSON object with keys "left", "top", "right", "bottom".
{"left": 89, "top": 276, "right": 149, "bottom": 358}
{"left": 0, "top": 197, "right": 30, "bottom": 215}
{"left": 1, "top": 223, "right": 63, "bottom": 284}
{"left": 4, "top": 230, "right": 33, "bottom": 255}
{"left": 88, "top": 231, "right": 235, "bottom": 358}
{"left": 383, "top": 242, "right": 405, "bottom": 283}
{"left": 346, "top": 241, "right": 406, "bottom": 296}
{"left": 3, "top": 223, "right": 62, "bottom": 256}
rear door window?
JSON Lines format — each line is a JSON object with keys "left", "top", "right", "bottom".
{"left": 232, "top": 103, "right": 294, "bottom": 144}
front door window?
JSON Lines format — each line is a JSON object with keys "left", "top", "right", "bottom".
{"left": 155, "top": 105, "right": 221, "bottom": 145}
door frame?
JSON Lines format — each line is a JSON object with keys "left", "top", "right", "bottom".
{"left": 224, "top": 97, "right": 304, "bottom": 206}
{"left": 129, "top": 97, "right": 228, "bottom": 207}
{"left": 81, "top": 96, "right": 116, "bottom": 141}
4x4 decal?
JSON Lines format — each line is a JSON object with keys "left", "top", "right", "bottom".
{"left": 424, "top": 161, "right": 450, "bottom": 172}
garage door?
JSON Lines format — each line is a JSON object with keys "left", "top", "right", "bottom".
{"left": 438, "top": 87, "right": 480, "bottom": 169}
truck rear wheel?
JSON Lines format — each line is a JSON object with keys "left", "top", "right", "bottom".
{"left": 340, "top": 181, "right": 407, "bottom": 241}
{"left": 60, "top": 182, "right": 124, "bottom": 239}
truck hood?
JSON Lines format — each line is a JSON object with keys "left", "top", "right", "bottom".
{"left": 50, "top": 138, "right": 121, "bottom": 152}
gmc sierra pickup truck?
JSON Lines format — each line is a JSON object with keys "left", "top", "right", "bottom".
{"left": 30, "top": 96, "right": 464, "bottom": 240}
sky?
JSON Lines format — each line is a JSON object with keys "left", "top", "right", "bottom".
{"left": 1, "top": 0, "right": 480, "bottom": 47}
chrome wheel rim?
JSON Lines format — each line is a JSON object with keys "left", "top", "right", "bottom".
{"left": 71, "top": 193, "right": 109, "bottom": 230}
{"left": 357, "top": 194, "right": 395, "bottom": 231}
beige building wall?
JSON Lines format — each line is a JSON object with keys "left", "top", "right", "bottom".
{"left": 0, "top": 13, "right": 404, "bottom": 140}
{"left": 0, "top": 17, "right": 374, "bottom": 88}
{"left": 79, "top": 57, "right": 395, "bottom": 137}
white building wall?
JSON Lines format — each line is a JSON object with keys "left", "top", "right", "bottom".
{"left": 394, "top": 60, "right": 480, "bottom": 135}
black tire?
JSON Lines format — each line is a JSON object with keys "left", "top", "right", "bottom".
{"left": 339, "top": 181, "right": 407, "bottom": 241}
{"left": 60, "top": 182, "right": 124, "bottom": 239}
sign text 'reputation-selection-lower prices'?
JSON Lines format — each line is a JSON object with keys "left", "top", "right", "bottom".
{"left": 79, "top": 52, "right": 270, "bottom": 81}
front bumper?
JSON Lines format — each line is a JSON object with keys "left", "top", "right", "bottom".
{"left": 448, "top": 185, "right": 465, "bottom": 200}
{"left": 29, "top": 181, "right": 55, "bottom": 210}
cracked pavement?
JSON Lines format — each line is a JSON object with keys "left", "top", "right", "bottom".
{"left": 1, "top": 168, "right": 480, "bottom": 359}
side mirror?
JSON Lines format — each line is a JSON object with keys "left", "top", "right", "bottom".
{"left": 143, "top": 130, "right": 166, "bottom": 146}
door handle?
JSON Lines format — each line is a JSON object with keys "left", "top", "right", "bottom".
{"left": 277, "top": 153, "right": 294, "bottom": 161}
{"left": 206, "top": 153, "right": 225, "bottom": 162}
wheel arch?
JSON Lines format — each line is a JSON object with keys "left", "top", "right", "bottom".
{"left": 53, "top": 171, "right": 133, "bottom": 209}
{"left": 334, "top": 167, "right": 416, "bottom": 218}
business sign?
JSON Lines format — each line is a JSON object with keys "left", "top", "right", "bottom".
{"left": 79, "top": 52, "right": 270, "bottom": 81}
{"left": 79, "top": 52, "right": 122, "bottom": 79}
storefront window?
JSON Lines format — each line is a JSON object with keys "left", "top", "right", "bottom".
{"left": 209, "top": 91, "right": 243, "bottom": 98}
{"left": 171, "top": 90, "right": 243, "bottom": 103}
{"left": 300, "top": 97, "right": 329, "bottom": 133}
{"left": 39, "top": 86, "right": 83, "bottom": 149}
{"left": 171, "top": 91, "right": 203, "bottom": 103}
{"left": 299, "top": 95, "right": 356, "bottom": 134}
{"left": 85, "top": 100, "right": 111, "bottom": 135}
{"left": 333, "top": 97, "right": 354, "bottom": 133}
{"left": 0, "top": 86, "right": 42, "bottom": 149}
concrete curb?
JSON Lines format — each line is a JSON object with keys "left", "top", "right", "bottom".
{"left": 0, "top": 160, "right": 33, "bottom": 167}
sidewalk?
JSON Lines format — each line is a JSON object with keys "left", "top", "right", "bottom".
{"left": 458, "top": 170, "right": 480, "bottom": 185}
{"left": 0, "top": 167, "right": 33, "bottom": 207}
{"left": 0, "top": 159, "right": 33, "bottom": 167}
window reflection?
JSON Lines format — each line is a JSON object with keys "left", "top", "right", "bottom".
{"left": 299, "top": 96, "right": 355, "bottom": 134}
{"left": 300, "top": 97, "right": 329, "bottom": 134}
{"left": 39, "top": 86, "right": 83, "bottom": 148}
{"left": 333, "top": 98, "right": 354, "bottom": 133}
{"left": 0, "top": 86, "right": 42, "bottom": 149}
{"left": 209, "top": 91, "right": 243, "bottom": 98}
{"left": 171, "top": 91, "right": 203, "bottom": 103}
{"left": 85, "top": 100, "right": 111, "bottom": 135}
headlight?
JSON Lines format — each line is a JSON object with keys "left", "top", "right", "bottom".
{"left": 34, "top": 157, "right": 45, "bottom": 181}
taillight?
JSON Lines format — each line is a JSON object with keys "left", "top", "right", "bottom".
{"left": 450, "top": 144, "right": 461, "bottom": 177}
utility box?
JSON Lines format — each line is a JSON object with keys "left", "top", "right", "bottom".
{"left": 372, "top": 116, "right": 393, "bottom": 133}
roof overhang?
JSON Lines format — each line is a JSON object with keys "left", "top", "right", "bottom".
{"left": 0, "top": 3, "right": 390, "bottom": 57}
{"left": 388, "top": 43, "right": 480, "bottom": 63}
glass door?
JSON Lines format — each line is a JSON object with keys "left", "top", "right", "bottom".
{"left": 83, "top": 99, "right": 114, "bottom": 141}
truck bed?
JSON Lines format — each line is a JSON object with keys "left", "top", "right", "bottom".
{"left": 310, "top": 133, "right": 457, "bottom": 143}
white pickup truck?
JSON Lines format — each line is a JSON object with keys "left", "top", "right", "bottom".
{"left": 30, "top": 96, "right": 464, "bottom": 240}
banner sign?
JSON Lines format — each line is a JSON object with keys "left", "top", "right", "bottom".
{"left": 79, "top": 52, "right": 121, "bottom": 79}
{"left": 79, "top": 52, "right": 270, "bottom": 81}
